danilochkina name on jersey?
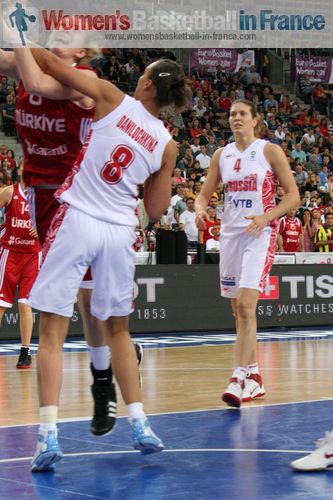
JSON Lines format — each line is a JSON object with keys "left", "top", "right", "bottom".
{"left": 117, "top": 115, "right": 158, "bottom": 153}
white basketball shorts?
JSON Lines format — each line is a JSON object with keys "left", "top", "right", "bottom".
{"left": 28, "top": 205, "right": 136, "bottom": 320}
{"left": 219, "top": 226, "right": 277, "bottom": 298}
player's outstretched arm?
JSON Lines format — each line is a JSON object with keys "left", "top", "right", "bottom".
{"left": 144, "top": 140, "right": 178, "bottom": 222}
{"left": 0, "top": 50, "right": 19, "bottom": 80}
{"left": 28, "top": 48, "right": 124, "bottom": 112}
{"left": 14, "top": 48, "right": 98, "bottom": 105}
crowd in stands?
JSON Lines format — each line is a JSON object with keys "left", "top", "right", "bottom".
{"left": 1, "top": 48, "right": 333, "bottom": 256}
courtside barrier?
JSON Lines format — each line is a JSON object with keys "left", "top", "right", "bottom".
{"left": 1, "top": 264, "right": 333, "bottom": 339}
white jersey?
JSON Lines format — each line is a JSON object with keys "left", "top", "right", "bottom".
{"left": 219, "top": 139, "right": 277, "bottom": 237}
{"left": 57, "top": 95, "right": 171, "bottom": 226}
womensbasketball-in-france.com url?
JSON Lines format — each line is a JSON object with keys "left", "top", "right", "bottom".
{"left": 104, "top": 32, "right": 257, "bottom": 41}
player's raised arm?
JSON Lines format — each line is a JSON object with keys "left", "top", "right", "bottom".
{"left": 15, "top": 48, "right": 124, "bottom": 116}
{"left": 0, "top": 50, "right": 19, "bottom": 80}
{"left": 14, "top": 47, "right": 97, "bottom": 103}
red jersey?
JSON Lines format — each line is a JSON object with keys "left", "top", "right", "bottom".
{"left": 1, "top": 184, "right": 41, "bottom": 253}
{"left": 16, "top": 71, "right": 95, "bottom": 187}
{"left": 203, "top": 220, "right": 220, "bottom": 243}
{"left": 278, "top": 216, "right": 303, "bottom": 252}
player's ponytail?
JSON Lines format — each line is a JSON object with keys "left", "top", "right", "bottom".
{"left": 149, "top": 59, "right": 191, "bottom": 111}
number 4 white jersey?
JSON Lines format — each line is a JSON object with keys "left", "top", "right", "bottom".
{"left": 219, "top": 139, "right": 277, "bottom": 237}
{"left": 57, "top": 95, "right": 172, "bottom": 226}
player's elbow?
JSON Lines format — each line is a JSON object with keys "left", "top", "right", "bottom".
{"left": 23, "top": 77, "right": 42, "bottom": 95}
{"left": 144, "top": 200, "right": 168, "bottom": 222}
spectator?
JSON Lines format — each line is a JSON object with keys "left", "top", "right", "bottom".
{"left": 188, "top": 160, "right": 202, "bottom": 182}
{"left": 312, "top": 84, "right": 329, "bottom": 113}
{"left": 172, "top": 112, "right": 186, "bottom": 131}
{"left": 274, "top": 125, "right": 285, "bottom": 143}
{"left": 174, "top": 187, "right": 192, "bottom": 223}
{"left": 206, "top": 224, "right": 221, "bottom": 251}
{"left": 299, "top": 73, "right": 315, "bottom": 97}
{"left": 217, "top": 91, "right": 232, "bottom": 111}
{"left": 2, "top": 94, "right": 16, "bottom": 136}
{"left": 171, "top": 184, "right": 184, "bottom": 207}
{"left": 277, "top": 208, "right": 304, "bottom": 252}
{"left": 304, "top": 172, "right": 319, "bottom": 193}
{"left": 314, "top": 211, "right": 333, "bottom": 252}
{"left": 300, "top": 128, "right": 316, "bottom": 150}
{"left": 189, "top": 118, "right": 203, "bottom": 139}
{"left": 199, "top": 206, "right": 219, "bottom": 245}
{"left": 264, "top": 93, "right": 279, "bottom": 112}
{"left": 179, "top": 197, "right": 198, "bottom": 248}
{"left": 302, "top": 209, "right": 316, "bottom": 251}
{"left": 196, "top": 144, "right": 211, "bottom": 170}
{"left": 117, "top": 65, "right": 129, "bottom": 91}
{"left": 244, "top": 65, "right": 262, "bottom": 85}
{"left": 275, "top": 185, "right": 284, "bottom": 205}
{"left": 306, "top": 152, "right": 321, "bottom": 174}
{"left": 192, "top": 99, "right": 207, "bottom": 118}
{"left": 193, "top": 180, "right": 203, "bottom": 198}
{"left": 294, "top": 163, "right": 308, "bottom": 192}
{"left": 190, "top": 137, "right": 201, "bottom": 156}
{"left": 291, "top": 143, "right": 307, "bottom": 165}
{"left": 178, "top": 146, "right": 194, "bottom": 171}
{"left": 319, "top": 118, "right": 329, "bottom": 137}
{"left": 172, "top": 167, "right": 186, "bottom": 185}
{"left": 206, "top": 136, "right": 218, "bottom": 157}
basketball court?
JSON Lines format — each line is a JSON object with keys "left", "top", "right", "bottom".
{"left": 1, "top": 330, "right": 333, "bottom": 499}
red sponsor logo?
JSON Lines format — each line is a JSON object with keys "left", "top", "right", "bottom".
{"left": 259, "top": 276, "right": 279, "bottom": 300}
{"left": 325, "top": 453, "right": 333, "bottom": 459}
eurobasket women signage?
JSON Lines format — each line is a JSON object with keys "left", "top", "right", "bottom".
{"left": 189, "top": 48, "right": 255, "bottom": 73}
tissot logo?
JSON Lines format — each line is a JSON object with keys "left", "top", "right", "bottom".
{"left": 260, "top": 276, "right": 279, "bottom": 300}
{"left": 260, "top": 274, "right": 333, "bottom": 300}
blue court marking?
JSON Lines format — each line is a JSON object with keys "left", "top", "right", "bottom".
{"left": 1, "top": 327, "right": 333, "bottom": 355}
{"left": 0, "top": 401, "right": 333, "bottom": 499}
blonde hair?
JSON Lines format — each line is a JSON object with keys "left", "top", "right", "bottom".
{"left": 77, "top": 48, "right": 100, "bottom": 66}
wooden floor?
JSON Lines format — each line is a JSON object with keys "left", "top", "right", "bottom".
{"left": 1, "top": 338, "right": 333, "bottom": 427}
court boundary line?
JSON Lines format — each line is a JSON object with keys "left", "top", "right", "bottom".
{"left": 1, "top": 397, "right": 332, "bottom": 429}
{"left": 0, "top": 448, "right": 316, "bottom": 465}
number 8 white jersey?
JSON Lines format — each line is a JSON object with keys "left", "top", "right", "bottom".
{"left": 219, "top": 139, "right": 277, "bottom": 237}
{"left": 57, "top": 95, "right": 171, "bottom": 226}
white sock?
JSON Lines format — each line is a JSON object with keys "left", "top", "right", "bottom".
{"left": 247, "top": 362, "right": 259, "bottom": 375}
{"left": 89, "top": 345, "right": 110, "bottom": 371}
{"left": 232, "top": 367, "right": 247, "bottom": 381}
{"left": 127, "top": 402, "right": 145, "bottom": 421}
{"left": 39, "top": 406, "right": 58, "bottom": 433}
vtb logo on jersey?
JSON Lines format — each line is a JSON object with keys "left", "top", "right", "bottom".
{"left": 259, "top": 276, "right": 279, "bottom": 300}
{"left": 250, "top": 150, "right": 256, "bottom": 160}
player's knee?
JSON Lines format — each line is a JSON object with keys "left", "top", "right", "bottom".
{"left": 236, "top": 300, "right": 256, "bottom": 321}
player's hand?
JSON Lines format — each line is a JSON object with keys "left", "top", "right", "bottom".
{"left": 244, "top": 214, "right": 269, "bottom": 237}
{"left": 195, "top": 210, "right": 208, "bottom": 231}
